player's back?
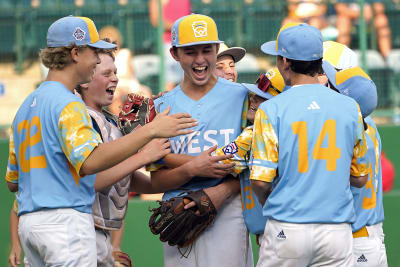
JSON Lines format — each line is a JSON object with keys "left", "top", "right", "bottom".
{"left": 10, "top": 81, "right": 98, "bottom": 215}
{"left": 260, "top": 83, "right": 366, "bottom": 223}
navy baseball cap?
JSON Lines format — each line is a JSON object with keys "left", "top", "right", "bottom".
{"left": 47, "top": 16, "right": 116, "bottom": 49}
{"left": 261, "top": 22, "right": 323, "bottom": 61}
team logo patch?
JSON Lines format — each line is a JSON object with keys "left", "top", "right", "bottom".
{"left": 73, "top": 27, "right": 86, "bottom": 41}
{"left": 222, "top": 142, "right": 238, "bottom": 155}
{"left": 192, "top": 21, "right": 207, "bottom": 38}
{"left": 266, "top": 69, "right": 276, "bottom": 79}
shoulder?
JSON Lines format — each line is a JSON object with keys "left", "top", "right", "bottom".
{"left": 216, "top": 78, "right": 247, "bottom": 93}
{"left": 154, "top": 86, "right": 181, "bottom": 110}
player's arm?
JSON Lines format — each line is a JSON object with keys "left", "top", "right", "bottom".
{"left": 149, "top": 147, "right": 236, "bottom": 192}
{"left": 250, "top": 108, "right": 279, "bottom": 205}
{"left": 59, "top": 103, "right": 196, "bottom": 178}
{"left": 110, "top": 220, "right": 125, "bottom": 252}
{"left": 81, "top": 107, "right": 197, "bottom": 175}
{"left": 94, "top": 138, "right": 170, "bottom": 191}
{"left": 6, "top": 126, "right": 19, "bottom": 193}
{"left": 251, "top": 181, "right": 272, "bottom": 207}
{"left": 349, "top": 106, "right": 370, "bottom": 188}
{"left": 9, "top": 204, "right": 21, "bottom": 267}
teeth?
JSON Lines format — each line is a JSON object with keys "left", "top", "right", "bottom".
{"left": 194, "top": 66, "right": 206, "bottom": 71}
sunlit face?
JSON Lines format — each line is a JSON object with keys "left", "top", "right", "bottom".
{"left": 171, "top": 44, "right": 218, "bottom": 89}
{"left": 247, "top": 93, "right": 267, "bottom": 123}
{"left": 76, "top": 47, "right": 101, "bottom": 84}
{"left": 81, "top": 53, "right": 118, "bottom": 111}
{"left": 215, "top": 55, "right": 237, "bottom": 82}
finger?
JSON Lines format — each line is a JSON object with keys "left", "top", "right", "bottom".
{"left": 171, "top": 112, "right": 193, "bottom": 119}
{"left": 159, "top": 106, "right": 170, "bottom": 115}
{"left": 177, "top": 121, "right": 198, "bottom": 129}
{"left": 174, "top": 117, "right": 197, "bottom": 124}
{"left": 206, "top": 145, "right": 218, "bottom": 155}
{"left": 184, "top": 201, "right": 196, "bottom": 209}
{"left": 213, "top": 162, "right": 236, "bottom": 170}
{"left": 175, "top": 129, "right": 195, "bottom": 136}
{"left": 211, "top": 154, "right": 234, "bottom": 162}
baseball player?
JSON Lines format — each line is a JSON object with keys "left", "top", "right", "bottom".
{"left": 5, "top": 15, "right": 196, "bottom": 266}
{"left": 250, "top": 22, "right": 369, "bottom": 267}
{"left": 322, "top": 43, "right": 387, "bottom": 266}
{"left": 149, "top": 14, "right": 253, "bottom": 267}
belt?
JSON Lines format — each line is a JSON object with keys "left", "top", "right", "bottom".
{"left": 353, "top": 226, "right": 369, "bottom": 238}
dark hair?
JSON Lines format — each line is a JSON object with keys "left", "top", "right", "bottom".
{"left": 278, "top": 56, "right": 322, "bottom": 76}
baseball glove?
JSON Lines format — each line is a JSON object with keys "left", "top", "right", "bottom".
{"left": 118, "top": 93, "right": 156, "bottom": 135}
{"left": 148, "top": 189, "right": 217, "bottom": 248}
{"left": 112, "top": 251, "right": 132, "bottom": 267}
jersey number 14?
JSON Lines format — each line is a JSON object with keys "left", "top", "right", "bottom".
{"left": 291, "top": 119, "right": 341, "bottom": 173}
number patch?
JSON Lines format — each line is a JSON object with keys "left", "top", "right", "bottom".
{"left": 17, "top": 116, "right": 47, "bottom": 172}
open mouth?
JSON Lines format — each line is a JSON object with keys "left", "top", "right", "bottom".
{"left": 193, "top": 66, "right": 208, "bottom": 79}
{"left": 106, "top": 87, "right": 116, "bottom": 96}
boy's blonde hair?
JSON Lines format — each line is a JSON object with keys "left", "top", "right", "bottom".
{"left": 39, "top": 44, "right": 89, "bottom": 70}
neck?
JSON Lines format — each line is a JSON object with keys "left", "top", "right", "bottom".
{"left": 46, "top": 66, "right": 82, "bottom": 93}
{"left": 288, "top": 72, "right": 320, "bottom": 86}
{"left": 180, "top": 75, "right": 218, "bottom": 101}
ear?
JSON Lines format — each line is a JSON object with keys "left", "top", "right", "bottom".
{"left": 215, "top": 43, "right": 220, "bottom": 53}
{"left": 282, "top": 57, "right": 291, "bottom": 71}
{"left": 70, "top": 47, "right": 80, "bottom": 63}
{"left": 170, "top": 47, "right": 179, "bottom": 62}
{"left": 80, "top": 82, "right": 89, "bottom": 89}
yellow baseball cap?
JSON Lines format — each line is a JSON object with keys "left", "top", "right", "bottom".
{"left": 241, "top": 67, "right": 284, "bottom": 99}
{"left": 171, "top": 14, "right": 223, "bottom": 47}
{"left": 323, "top": 41, "right": 357, "bottom": 70}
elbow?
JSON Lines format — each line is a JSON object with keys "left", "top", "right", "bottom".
{"left": 350, "top": 174, "right": 368, "bottom": 188}
{"left": 7, "top": 182, "right": 18, "bottom": 192}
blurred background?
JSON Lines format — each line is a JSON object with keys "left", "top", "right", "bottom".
{"left": 0, "top": 0, "right": 399, "bottom": 266}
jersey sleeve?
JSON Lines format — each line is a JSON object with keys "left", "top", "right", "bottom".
{"left": 58, "top": 102, "right": 102, "bottom": 177}
{"left": 241, "top": 95, "right": 249, "bottom": 130}
{"left": 350, "top": 105, "right": 369, "bottom": 177}
{"left": 214, "top": 126, "right": 253, "bottom": 174}
{"left": 5, "top": 125, "right": 18, "bottom": 183}
{"left": 250, "top": 108, "right": 279, "bottom": 183}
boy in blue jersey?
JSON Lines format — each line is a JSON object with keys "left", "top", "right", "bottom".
{"left": 322, "top": 46, "right": 388, "bottom": 266}
{"left": 250, "top": 22, "right": 369, "bottom": 267}
{"left": 149, "top": 14, "right": 253, "bottom": 267}
{"left": 5, "top": 16, "right": 196, "bottom": 266}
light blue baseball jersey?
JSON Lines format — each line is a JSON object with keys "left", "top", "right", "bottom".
{"left": 351, "top": 116, "right": 384, "bottom": 232}
{"left": 152, "top": 78, "right": 247, "bottom": 200}
{"left": 215, "top": 126, "right": 267, "bottom": 235}
{"left": 6, "top": 81, "right": 102, "bottom": 215}
{"left": 250, "top": 84, "right": 369, "bottom": 223}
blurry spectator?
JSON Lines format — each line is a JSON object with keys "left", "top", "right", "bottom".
{"left": 99, "top": 26, "right": 152, "bottom": 115}
{"left": 283, "top": 0, "right": 329, "bottom": 30}
{"left": 381, "top": 151, "right": 395, "bottom": 192}
{"left": 149, "top": 0, "right": 191, "bottom": 91}
{"left": 335, "top": 0, "right": 392, "bottom": 59}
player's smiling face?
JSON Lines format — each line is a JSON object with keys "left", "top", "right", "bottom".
{"left": 247, "top": 93, "right": 266, "bottom": 123}
{"left": 215, "top": 55, "right": 237, "bottom": 82}
{"left": 81, "top": 53, "right": 118, "bottom": 111}
{"left": 76, "top": 47, "right": 101, "bottom": 84}
{"left": 172, "top": 44, "right": 218, "bottom": 88}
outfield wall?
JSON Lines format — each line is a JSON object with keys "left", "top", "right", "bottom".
{"left": 0, "top": 125, "right": 399, "bottom": 266}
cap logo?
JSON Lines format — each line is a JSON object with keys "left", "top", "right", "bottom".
{"left": 267, "top": 69, "right": 276, "bottom": 79}
{"left": 171, "top": 29, "right": 177, "bottom": 43}
{"left": 192, "top": 21, "right": 208, "bottom": 38}
{"left": 73, "top": 27, "right": 86, "bottom": 41}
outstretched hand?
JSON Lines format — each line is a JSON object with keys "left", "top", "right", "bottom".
{"left": 140, "top": 138, "right": 171, "bottom": 164}
{"left": 150, "top": 106, "right": 198, "bottom": 138}
{"left": 187, "top": 145, "right": 235, "bottom": 178}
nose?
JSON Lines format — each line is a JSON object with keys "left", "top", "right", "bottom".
{"left": 111, "top": 72, "right": 119, "bottom": 83}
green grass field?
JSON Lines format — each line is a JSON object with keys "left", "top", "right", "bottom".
{"left": 0, "top": 125, "right": 399, "bottom": 266}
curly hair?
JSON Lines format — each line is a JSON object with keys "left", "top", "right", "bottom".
{"left": 39, "top": 44, "right": 89, "bottom": 70}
